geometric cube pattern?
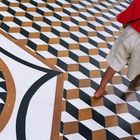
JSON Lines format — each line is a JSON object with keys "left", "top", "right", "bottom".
{"left": 1, "top": 0, "right": 140, "bottom": 140}
{"left": 0, "top": 70, "right": 6, "bottom": 114}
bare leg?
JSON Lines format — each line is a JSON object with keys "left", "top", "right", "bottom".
{"left": 94, "top": 66, "right": 116, "bottom": 98}
{"left": 128, "top": 74, "right": 140, "bottom": 91}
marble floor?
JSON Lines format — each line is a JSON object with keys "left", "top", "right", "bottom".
{"left": 0, "top": 0, "right": 140, "bottom": 140}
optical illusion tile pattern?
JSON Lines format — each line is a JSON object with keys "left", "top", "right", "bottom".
{"left": 1, "top": 0, "right": 140, "bottom": 140}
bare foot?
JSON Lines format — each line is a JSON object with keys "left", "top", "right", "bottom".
{"left": 94, "top": 87, "right": 107, "bottom": 98}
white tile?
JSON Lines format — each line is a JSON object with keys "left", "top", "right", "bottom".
{"left": 118, "top": 113, "right": 140, "bottom": 123}
{"left": 80, "top": 26, "right": 95, "bottom": 32}
{"left": 97, "top": 31, "right": 112, "bottom": 37}
{"left": 105, "top": 94, "right": 126, "bottom": 104}
{"left": 90, "top": 55, "right": 106, "bottom": 61}
{"left": 37, "top": 51, "right": 56, "bottom": 58}
{"left": 65, "top": 133, "right": 86, "bottom": 140}
{"left": 0, "top": 98, "right": 4, "bottom": 104}
{"left": 21, "top": 3, "right": 36, "bottom": 8}
{"left": 49, "top": 44, "right": 68, "bottom": 51}
{"left": 80, "top": 62, "right": 99, "bottom": 70}
{"left": 41, "top": 32, "right": 58, "bottom": 38}
{"left": 71, "top": 31, "right": 87, "bottom": 37}
{"left": 32, "top": 0, "right": 46, "bottom": 4}
{"left": 52, "top": 26, "right": 69, "bottom": 32}
{"left": 88, "top": 21, "right": 103, "bottom": 26}
{"left": 70, "top": 50, "right": 87, "bottom": 56}
{"left": 26, "top": 12, "right": 43, "bottom": 17}
{"left": 64, "top": 7, "right": 78, "bottom": 13}
{"left": 54, "top": 12, "right": 69, "bottom": 17}
{"left": 58, "top": 57, "right": 77, "bottom": 64}
{"left": 6, "top": 0, "right": 19, "bottom": 2}
{"left": 109, "top": 9, "right": 120, "bottom": 15}
{"left": 68, "top": 99, "right": 90, "bottom": 109}
{"left": 15, "top": 16, "right": 32, "bottom": 22}
{"left": 0, "top": 77, "right": 5, "bottom": 82}
{"left": 87, "top": 8, "right": 100, "bottom": 14}
{"left": 10, "top": 7, "right": 25, "bottom": 12}
{"left": 22, "top": 27, "right": 39, "bottom": 32}
{"left": 33, "top": 21, "right": 50, "bottom": 27}
{"left": 37, "top": 7, "right": 52, "bottom": 12}
{"left": 111, "top": 21, "right": 122, "bottom": 27}
{"left": 115, "top": 5, "right": 126, "bottom": 11}
{"left": 0, "top": 3, "right": 8, "bottom": 7}
{"left": 69, "top": 71, "right": 89, "bottom": 79}
{"left": 94, "top": 4, "right": 107, "bottom": 10}
{"left": 0, "top": 87, "right": 6, "bottom": 92}
{"left": 134, "top": 134, "right": 140, "bottom": 139}
{"left": 89, "top": 36, "right": 105, "bottom": 43}
{"left": 79, "top": 1, "right": 92, "bottom": 5}
{"left": 80, "top": 43, "right": 97, "bottom": 49}
{"left": 62, "top": 21, "right": 77, "bottom": 26}
{"left": 107, "top": 41, "right": 114, "bottom": 46}
{"left": 105, "top": 26, "right": 119, "bottom": 31}
{"left": 72, "top": 4, "right": 85, "bottom": 9}
{"left": 103, "top": 12, "right": 115, "bottom": 18}
{"left": 93, "top": 106, "right": 115, "bottom": 116}
{"left": 80, "top": 12, "right": 93, "bottom": 17}
{"left": 9, "top": 33, "right": 27, "bottom": 39}
{"left": 61, "top": 37, "right": 78, "bottom": 43}
{"left": 113, "top": 84, "right": 128, "bottom": 92}
{"left": 2, "top": 22, "right": 20, "bottom": 27}
{"left": 81, "top": 119, "right": 104, "bottom": 131}
{"left": 47, "top": 3, "right": 61, "bottom": 8}
{"left": 29, "top": 38, "right": 47, "bottom": 45}
{"left": 100, "top": 1, "right": 113, "bottom": 7}
{"left": 95, "top": 17, "right": 109, "bottom": 22}
{"left": 99, "top": 48, "right": 110, "bottom": 54}
{"left": 72, "top": 16, "right": 87, "bottom": 22}
{"left": 56, "top": 0, "right": 69, "bottom": 4}
{"left": 107, "top": 126, "right": 131, "bottom": 138}
{"left": 45, "top": 16, "right": 60, "bottom": 21}
{"left": 89, "top": 0, "right": 98, "bottom": 2}
{"left": 64, "top": 81, "right": 77, "bottom": 90}
{"left": 80, "top": 87, "right": 95, "bottom": 96}
{"left": 0, "top": 12, "right": 13, "bottom": 17}
{"left": 128, "top": 101, "right": 140, "bottom": 111}
{"left": 61, "top": 112, "right": 77, "bottom": 122}
{"left": 120, "top": 2, "right": 130, "bottom": 7}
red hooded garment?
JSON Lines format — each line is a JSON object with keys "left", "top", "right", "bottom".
{"left": 117, "top": 0, "right": 140, "bottom": 33}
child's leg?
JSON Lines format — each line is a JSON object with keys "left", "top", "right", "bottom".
{"left": 129, "top": 74, "right": 140, "bottom": 91}
{"left": 94, "top": 66, "right": 116, "bottom": 98}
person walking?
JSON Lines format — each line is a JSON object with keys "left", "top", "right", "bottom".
{"left": 94, "top": 0, "right": 140, "bottom": 98}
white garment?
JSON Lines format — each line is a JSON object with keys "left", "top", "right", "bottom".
{"left": 106, "top": 26, "right": 140, "bottom": 80}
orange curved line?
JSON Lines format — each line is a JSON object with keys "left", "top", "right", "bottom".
{"left": 0, "top": 58, "right": 16, "bottom": 132}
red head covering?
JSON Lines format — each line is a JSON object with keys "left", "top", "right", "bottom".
{"left": 117, "top": 0, "right": 140, "bottom": 32}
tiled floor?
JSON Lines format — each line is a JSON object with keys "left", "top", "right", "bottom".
{"left": 0, "top": 33, "right": 63, "bottom": 140}
{"left": 1, "top": 0, "right": 140, "bottom": 140}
